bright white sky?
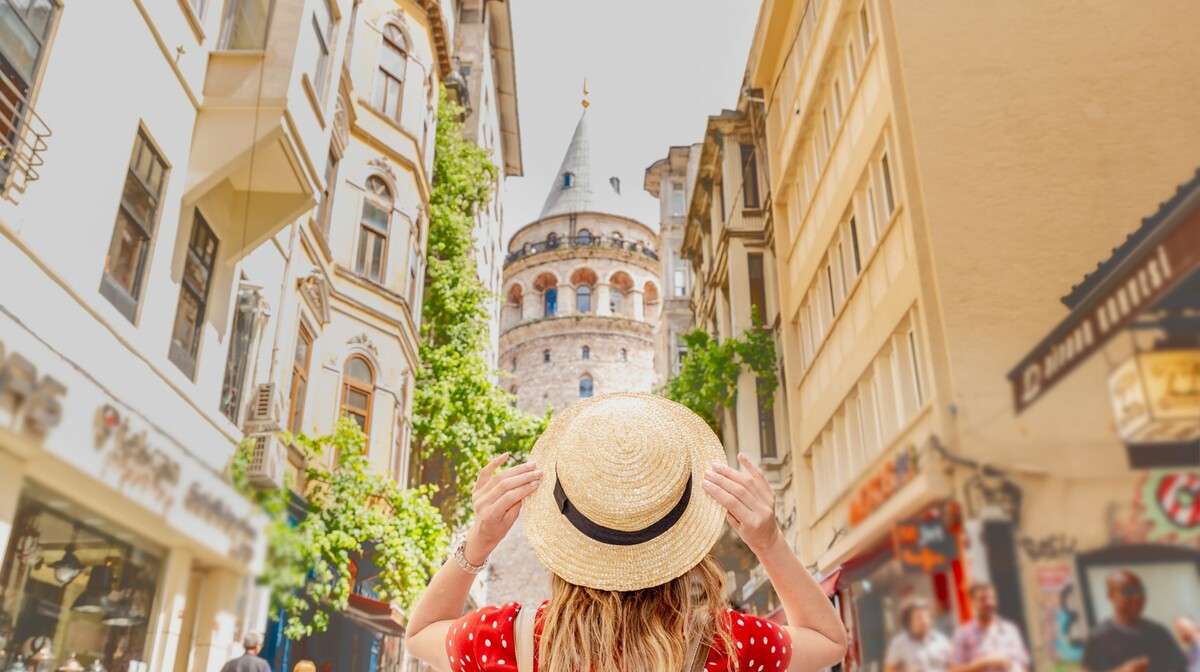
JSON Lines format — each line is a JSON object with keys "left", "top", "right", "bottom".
{"left": 502, "top": 0, "right": 761, "bottom": 243}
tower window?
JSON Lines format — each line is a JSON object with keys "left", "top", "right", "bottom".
{"left": 579, "top": 376, "right": 594, "bottom": 398}
{"left": 543, "top": 349, "right": 551, "bottom": 363}
{"left": 620, "top": 348, "right": 627, "bottom": 362}
{"left": 582, "top": 345, "right": 590, "bottom": 360}
{"left": 563, "top": 172, "right": 574, "bottom": 188}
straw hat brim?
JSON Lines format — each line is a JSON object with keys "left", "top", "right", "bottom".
{"left": 522, "top": 392, "right": 727, "bottom": 591}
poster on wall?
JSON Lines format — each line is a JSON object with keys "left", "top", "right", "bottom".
{"left": 1035, "top": 564, "right": 1084, "bottom": 672}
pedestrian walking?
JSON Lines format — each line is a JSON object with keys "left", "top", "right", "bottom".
{"left": 1174, "top": 616, "right": 1200, "bottom": 672}
{"left": 219, "top": 633, "right": 271, "bottom": 672}
{"left": 404, "top": 392, "right": 848, "bottom": 672}
{"left": 1081, "top": 570, "right": 1187, "bottom": 672}
{"left": 885, "top": 598, "right": 951, "bottom": 672}
{"left": 948, "top": 582, "right": 1030, "bottom": 672}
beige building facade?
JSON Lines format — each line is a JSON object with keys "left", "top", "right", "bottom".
{"left": 745, "top": 0, "right": 1200, "bottom": 668}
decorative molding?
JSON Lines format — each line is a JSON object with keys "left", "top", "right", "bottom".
{"left": 297, "top": 270, "right": 332, "bottom": 326}
{"left": 368, "top": 157, "right": 397, "bottom": 183}
{"left": 348, "top": 333, "right": 380, "bottom": 357}
{"left": 331, "top": 95, "right": 351, "bottom": 155}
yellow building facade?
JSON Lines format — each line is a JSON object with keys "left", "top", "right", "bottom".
{"left": 746, "top": 0, "right": 1200, "bottom": 668}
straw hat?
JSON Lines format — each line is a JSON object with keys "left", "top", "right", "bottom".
{"left": 522, "top": 392, "right": 727, "bottom": 591}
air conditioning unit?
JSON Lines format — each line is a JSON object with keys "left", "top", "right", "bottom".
{"left": 246, "top": 430, "right": 287, "bottom": 491}
{"left": 244, "top": 383, "right": 281, "bottom": 433}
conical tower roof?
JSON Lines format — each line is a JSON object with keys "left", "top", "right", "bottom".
{"left": 538, "top": 109, "right": 629, "bottom": 220}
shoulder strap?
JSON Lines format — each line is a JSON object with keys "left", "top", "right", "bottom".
{"left": 685, "top": 612, "right": 712, "bottom": 672}
{"left": 514, "top": 603, "right": 537, "bottom": 672}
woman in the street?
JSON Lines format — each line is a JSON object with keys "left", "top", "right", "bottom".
{"left": 406, "top": 392, "right": 847, "bottom": 672}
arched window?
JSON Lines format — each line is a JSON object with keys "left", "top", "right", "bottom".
{"left": 563, "top": 172, "right": 574, "bottom": 188}
{"left": 543, "top": 349, "right": 551, "bottom": 363}
{"left": 577, "top": 228, "right": 593, "bottom": 245}
{"left": 609, "top": 291, "right": 623, "bottom": 315}
{"left": 576, "top": 285, "right": 592, "bottom": 313}
{"left": 544, "top": 288, "right": 557, "bottom": 317}
{"left": 579, "top": 376, "right": 594, "bottom": 398}
{"left": 373, "top": 25, "right": 408, "bottom": 122}
{"left": 547, "top": 232, "right": 559, "bottom": 248}
{"left": 356, "top": 176, "right": 392, "bottom": 281}
{"left": 342, "top": 356, "right": 374, "bottom": 433}
{"left": 620, "top": 348, "right": 627, "bottom": 362}
{"left": 581, "top": 345, "right": 590, "bottom": 360}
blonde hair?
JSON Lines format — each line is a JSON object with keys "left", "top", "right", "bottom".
{"left": 291, "top": 661, "right": 317, "bottom": 672}
{"left": 538, "top": 555, "right": 738, "bottom": 672}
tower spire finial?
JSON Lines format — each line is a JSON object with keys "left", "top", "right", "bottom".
{"left": 582, "top": 77, "right": 590, "bottom": 109}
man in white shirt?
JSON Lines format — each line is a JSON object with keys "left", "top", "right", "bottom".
{"left": 886, "top": 598, "right": 952, "bottom": 672}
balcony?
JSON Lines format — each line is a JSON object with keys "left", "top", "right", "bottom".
{"left": 0, "top": 67, "right": 50, "bottom": 198}
{"left": 504, "top": 234, "right": 659, "bottom": 268}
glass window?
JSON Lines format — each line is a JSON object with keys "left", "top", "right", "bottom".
{"left": 220, "top": 0, "right": 273, "bottom": 50}
{"left": 0, "top": 0, "right": 59, "bottom": 83}
{"left": 756, "top": 377, "right": 776, "bottom": 459}
{"left": 288, "top": 324, "right": 313, "bottom": 434}
{"left": 579, "top": 377, "right": 593, "bottom": 398}
{"left": 356, "top": 176, "right": 391, "bottom": 282}
{"left": 187, "top": 0, "right": 207, "bottom": 19}
{"left": 312, "top": 0, "right": 333, "bottom": 99}
{"left": 671, "top": 182, "right": 685, "bottom": 216}
{"left": 219, "top": 288, "right": 261, "bottom": 423}
{"left": 341, "top": 356, "right": 373, "bottom": 434}
{"left": 0, "top": 489, "right": 164, "bottom": 672}
{"left": 577, "top": 228, "right": 592, "bottom": 245}
{"left": 832, "top": 81, "right": 843, "bottom": 127}
{"left": 581, "top": 345, "right": 590, "bottom": 360}
{"left": 543, "top": 288, "right": 557, "bottom": 317}
{"left": 859, "top": 4, "right": 873, "bottom": 51}
{"left": 372, "top": 25, "right": 407, "bottom": 122}
{"left": 740, "top": 144, "right": 760, "bottom": 209}
{"left": 562, "top": 172, "right": 573, "bottom": 188}
{"left": 168, "top": 212, "right": 219, "bottom": 379}
{"left": 609, "top": 289, "right": 622, "bottom": 315}
{"left": 100, "top": 130, "right": 169, "bottom": 321}
{"left": 881, "top": 153, "right": 896, "bottom": 215}
{"left": 543, "top": 349, "right": 551, "bottom": 363}
{"left": 620, "top": 348, "right": 627, "bottom": 362}
{"left": 748, "top": 253, "right": 766, "bottom": 322}
{"left": 576, "top": 285, "right": 591, "bottom": 313}
{"left": 849, "top": 217, "right": 863, "bottom": 274}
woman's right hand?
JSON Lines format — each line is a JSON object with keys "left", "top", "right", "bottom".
{"left": 463, "top": 453, "right": 543, "bottom": 564}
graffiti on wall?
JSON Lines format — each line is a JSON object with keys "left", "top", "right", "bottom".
{"left": 1107, "top": 470, "right": 1200, "bottom": 547}
{"left": 1035, "top": 563, "right": 1084, "bottom": 671}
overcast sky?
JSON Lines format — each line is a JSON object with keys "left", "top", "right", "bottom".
{"left": 501, "top": 0, "right": 760, "bottom": 242}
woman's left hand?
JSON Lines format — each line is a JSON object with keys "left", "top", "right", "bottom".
{"left": 703, "top": 453, "right": 781, "bottom": 553}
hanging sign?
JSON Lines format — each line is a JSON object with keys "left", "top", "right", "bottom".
{"left": 893, "top": 518, "right": 958, "bottom": 574}
{"left": 1108, "top": 350, "right": 1200, "bottom": 445}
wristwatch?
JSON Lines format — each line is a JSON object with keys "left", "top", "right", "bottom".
{"left": 453, "top": 536, "right": 488, "bottom": 574}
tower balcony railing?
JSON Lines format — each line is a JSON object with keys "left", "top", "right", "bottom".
{"left": 504, "top": 234, "right": 659, "bottom": 267}
{"left": 0, "top": 67, "right": 51, "bottom": 197}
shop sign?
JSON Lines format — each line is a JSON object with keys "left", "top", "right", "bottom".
{"left": 184, "top": 483, "right": 258, "bottom": 564}
{"left": 892, "top": 518, "right": 957, "bottom": 574}
{"left": 1010, "top": 211, "right": 1200, "bottom": 412}
{"left": 848, "top": 447, "right": 918, "bottom": 525}
{"left": 1108, "top": 350, "right": 1200, "bottom": 445}
{"left": 0, "top": 337, "right": 67, "bottom": 435}
{"left": 94, "top": 404, "right": 182, "bottom": 509}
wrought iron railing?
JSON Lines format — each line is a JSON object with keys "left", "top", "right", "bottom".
{"left": 0, "top": 68, "right": 51, "bottom": 196}
{"left": 504, "top": 234, "right": 659, "bottom": 267}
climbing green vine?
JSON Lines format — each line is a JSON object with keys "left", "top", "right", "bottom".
{"left": 232, "top": 420, "right": 448, "bottom": 639}
{"left": 661, "top": 308, "right": 778, "bottom": 433}
{"left": 413, "top": 87, "right": 548, "bottom": 523}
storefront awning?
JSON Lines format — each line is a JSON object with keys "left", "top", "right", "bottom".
{"left": 344, "top": 594, "right": 406, "bottom": 637}
{"left": 818, "top": 568, "right": 843, "bottom": 597}
{"left": 1008, "top": 169, "right": 1200, "bottom": 412}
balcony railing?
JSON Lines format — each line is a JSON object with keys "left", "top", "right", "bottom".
{"left": 0, "top": 68, "right": 50, "bottom": 197}
{"left": 504, "top": 234, "right": 659, "bottom": 267}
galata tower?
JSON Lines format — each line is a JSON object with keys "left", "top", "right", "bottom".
{"left": 487, "top": 107, "right": 663, "bottom": 605}
{"left": 499, "top": 108, "right": 663, "bottom": 415}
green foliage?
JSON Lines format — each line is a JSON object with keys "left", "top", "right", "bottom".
{"left": 661, "top": 307, "right": 779, "bottom": 434}
{"left": 413, "top": 88, "right": 548, "bottom": 523}
{"left": 233, "top": 421, "right": 449, "bottom": 640}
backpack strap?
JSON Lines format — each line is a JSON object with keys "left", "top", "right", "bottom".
{"left": 685, "top": 612, "right": 712, "bottom": 672}
{"left": 514, "top": 603, "right": 537, "bottom": 672}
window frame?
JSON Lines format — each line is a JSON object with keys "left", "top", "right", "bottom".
{"left": 355, "top": 175, "right": 392, "bottom": 282}
{"left": 579, "top": 376, "right": 594, "bottom": 399}
{"left": 575, "top": 284, "right": 592, "bottom": 314}
{"left": 747, "top": 253, "right": 767, "bottom": 322}
{"left": 168, "top": 211, "right": 220, "bottom": 379}
{"left": 740, "top": 144, "right": 760, "bottom": 210}
{"left": 371, "top": 24, "right": 408, "bottom": 123}
{"left": 581, "top": 345, "right": 590, "bottom": 360}
{"left": 218, "top": 287, "right": 261, "bottom": 423}
{"left": 219, "top": 0, "right": 275, "bottom": 50}
{"left": 288, "top": 323, "right": 314, "bottom": 434}
{"left": 316, "top": 147, "right": 339, "bottom": 238}
{"left": 311, "top": 0, "right": 334, "bottom": 99}
{"left": 341, "top": 355, "right": 375, "bottom": 435}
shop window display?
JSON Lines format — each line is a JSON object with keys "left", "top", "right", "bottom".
{"left": 0, "top": 489, "right": 162, "bottom": 672}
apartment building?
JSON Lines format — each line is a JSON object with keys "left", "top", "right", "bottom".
{"left": 745, "top": 0, "right": 1200, "bottom": 668}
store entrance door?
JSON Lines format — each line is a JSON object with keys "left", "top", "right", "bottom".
{"left": 983, "top": 521, "right": 1031, "bottom": 639}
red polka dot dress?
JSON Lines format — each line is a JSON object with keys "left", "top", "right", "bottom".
{"left": 445, "top": 602, "right": 792, "bottom": 672}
